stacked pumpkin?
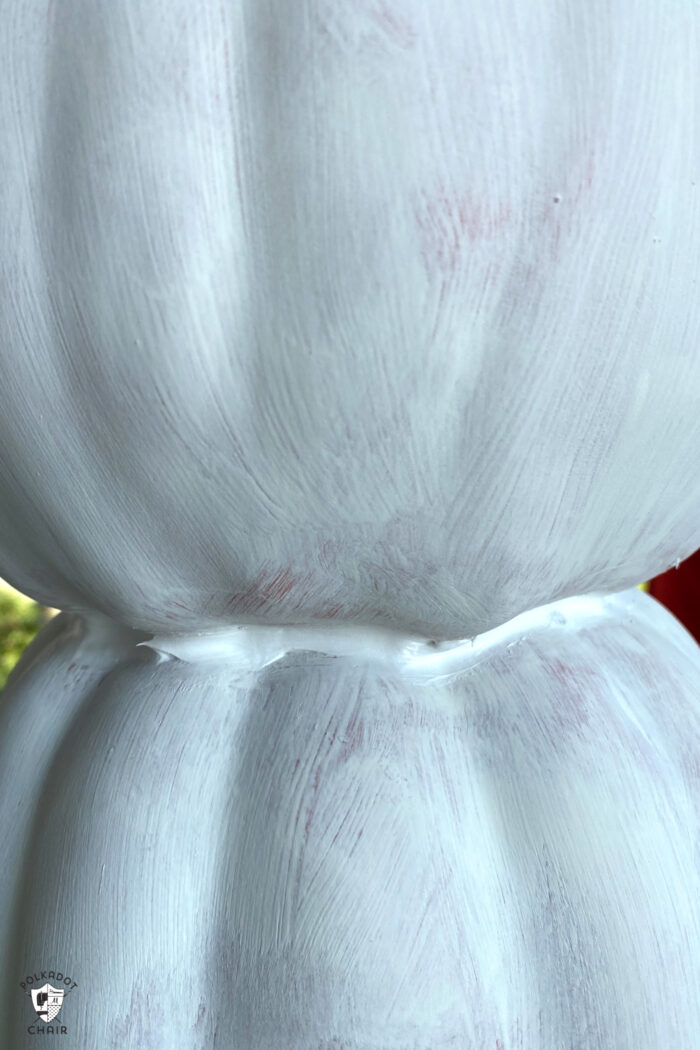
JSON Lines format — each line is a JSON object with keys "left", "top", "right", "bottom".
{"left": 1, "top": 1, "right": 699, "bottom": 1046}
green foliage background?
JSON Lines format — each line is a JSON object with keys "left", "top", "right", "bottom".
{"left": 0, "top": 587, "right": 50, "bottom": 691}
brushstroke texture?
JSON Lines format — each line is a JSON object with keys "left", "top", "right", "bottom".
{"left": 1, "top": 0, "right": 699, "bottom": 635}
{"left": 1, "top": 2, "right": 700, "bottom": 1047}
{"left": 1, "top": 589, "right": 699, "bottom": 1047}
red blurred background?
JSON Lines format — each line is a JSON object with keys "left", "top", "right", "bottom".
{"left": 649, "top": 548, "right": 700, "bottom": 643}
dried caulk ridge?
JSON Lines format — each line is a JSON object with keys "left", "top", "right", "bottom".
{"left": 138, "top": 591, "right": 614, "bottom": 674}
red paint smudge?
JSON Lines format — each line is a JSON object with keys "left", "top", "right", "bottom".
{"left": 414, "top": 183, "right": 512, "bottom": 277}
{"left": 226, "top": 566, "right": 300, "bottom": 614}
{"left": 371, "top": 2, "right": 417, "bottom": 49}
{"left": 549, "top": 658, "right": 592, "bottom": 731}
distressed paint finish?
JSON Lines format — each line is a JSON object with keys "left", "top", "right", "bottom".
{"left": 2, "top": 1, "right": 700, "bottom": 1047}
{"left": 0, "top": 0, "right": 700, "bottom": 634}
{"left": 1, "top": 589, "right": 700, "bottom": 1048}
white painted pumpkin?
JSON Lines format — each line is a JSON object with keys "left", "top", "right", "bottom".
{"left": 1, "top": 0, "right": 699, "bottom": 1046}
{"left": 1, "top": 0, "right": 699, "bottom": 633}
{"left": 2, "top": 592, "right": 700, "bottom": 1047}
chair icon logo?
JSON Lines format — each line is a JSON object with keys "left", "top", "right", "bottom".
{"left": 19, "top": 970, "right": 77, "bottom": 1035}
{"left": 31, "top": 984, "right": 65, "bottom": 1023}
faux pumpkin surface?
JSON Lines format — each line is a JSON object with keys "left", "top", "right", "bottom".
{"left": 2, "top": 589, "right": 700, "bottom": 1047}
{"left": 1, "top": 1, "right": 700, "bottom": 1047}
{"left": 0, "top": 0, "right": 699, "bottom": 635}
